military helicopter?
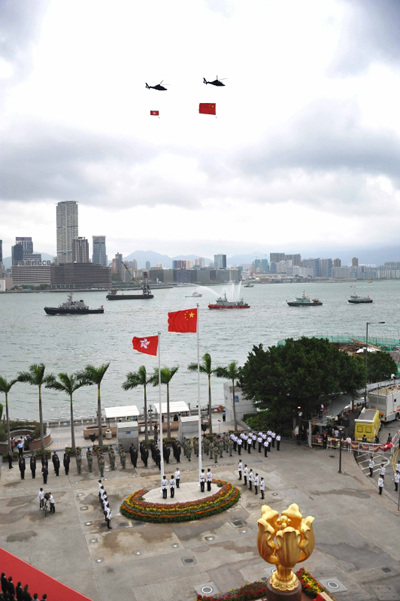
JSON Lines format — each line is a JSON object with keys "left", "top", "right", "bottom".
{"left": 145, "top": 81, "right": 168, "bottom": 91}
{"left": 203, "top": 76, "right": 225, "bottom": 86}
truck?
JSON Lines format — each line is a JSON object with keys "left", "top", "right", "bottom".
{"left": 354, "top": 409, "right": 380, "bottom": 442}
{"left": 368, "top": 385, "right": 400, "bottom": 423}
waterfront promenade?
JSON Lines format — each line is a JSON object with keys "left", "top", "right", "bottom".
{"left": 1, "top": 418, "right": 400, "bottom": 601}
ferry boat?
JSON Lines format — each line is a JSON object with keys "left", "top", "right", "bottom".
{"left": 44, "top": 294, "right": 104, "bottom": 315}
{"left": 287, "top": 292, "right": 322, "bottom": 307}
{"left": 348, "top": 293, "right": 373, "bottom": 304}
{"left": 185, "top": 291, "right": 202, "bottom": 298}
{"left": 208, "top": 293, "right": 250, "bottom": 309}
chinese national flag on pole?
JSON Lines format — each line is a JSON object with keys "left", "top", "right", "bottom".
{"left": 150, "top": 110, "right": 159, "bottom": 116}
{"left": 199, "top": 103, "right": 216, "bottom": 115}
{"left": 132, "top": 335, "right": 159, "bottom": 356}
{"left": 168, "top": 308, "right": 197, "bottom": 333}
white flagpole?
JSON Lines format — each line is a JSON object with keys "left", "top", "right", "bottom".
{"left": 158, "top": 331, "right": 165, "bottom": 489}
{"left": 197, "top": 303, "right": 202, "bottom": 484}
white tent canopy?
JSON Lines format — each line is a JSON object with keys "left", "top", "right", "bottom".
{"left": 153, "top": 401, "right": 190, "bottom": 415}
{"left": 105, "top": 405, "right": 140, "bottom": 420}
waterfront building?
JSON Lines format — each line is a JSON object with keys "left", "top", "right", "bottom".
{"left": 302, "top": 258, "right": 320, "bottom": 278}
{"left": 92, "top": 236, "right": 107, "bottom": 266}
{"left": 352, "top": 257, "right": 359, "bottom": 267}
{"left": 72, "top": 237, "right": 89, "bottom": 263}
{"left": 16, "top": 236, "right": 33, "bottom": 256}
{"left": 173, "top": 260, "right": 187, "bottom": 270}
{"left": 51, "top": 263, "right": 111, "bottom": 289}
{"left": 214, "top": 254, "right": 227, "bottom": 269}
{"left": 11, "top": 263, "right": 51, "bottom": 287}
{"left": 333, "top": 258, "right": 341, "bottom": 267}
{"left": 145, "top": 261, "right": 151, "bottom": 270}
{"left": 319, "top": 258, "right": 332, "bottom": 278}
{"left": 285, "top": 253, "right": 301, "bottom": 266}
{"left": 11, "top": 243, "right": 23, "bottom": 265}
{"left": 194, "top": 257, "right": 205, "bottom": 268}
{"left": 270, "top": 252, "right": 285, "bottom": 263}
{"left": 56, "top": 201, "right": 78, "bottom": 264}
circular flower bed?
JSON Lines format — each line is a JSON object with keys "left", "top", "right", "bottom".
{"left": 120, "top": 479, "right": 240, "bottom": 523}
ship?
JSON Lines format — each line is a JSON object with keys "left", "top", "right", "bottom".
{"left": 287, "top": 292, "right": 322, "bottom": 307}
{"left": 106, "top": 272, "right": 154, "bottom": 300}
{"left": 44, "top": 294, "right": 104, "bottom": 315}
{"left": 185, "top": 291, "right": 202, "bottom": 298}
{"left": 348, "top": 293, "right": 373, "bottom": 304}
{"left": 208, "top": 293, "right": 250, "bottom": 309}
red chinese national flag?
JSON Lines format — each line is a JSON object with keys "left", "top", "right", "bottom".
{"left": 150, "top": 110, "right": 159, "bottom": 116}
{"left": 199, "top": 103, "right": 216, "bottom": 115}
{"left": 132, "top": 335, "right": 159, "bottom": 356}
{"left": 168, "top": 308, "right": 197, "bottom": 333}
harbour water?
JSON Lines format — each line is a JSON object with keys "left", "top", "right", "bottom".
{"left": 1, "top": 280, "right": 399, "bottom": 420}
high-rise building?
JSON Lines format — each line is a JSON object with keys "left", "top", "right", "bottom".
{"left": 214, "top": 254, "right": 227, "bottom": 269}
{"left": 0, "top": 239, "right": 2, "bottom": 264}
{"left": 173, "top": 260, "right": 187, "bottom": 269}
{"left": 56, "top": 201, "right": 78, "bottom": 264}
{"left": 270, "top": 253, "right": 285, "bottom": 263}
{"left": 16, "top": 237, "right": 33, "bottom": 256}
{"left": 72, "top": 237, "right": 89, "bottom": 263}
{"left": 92, "top": 236, "right": 107, "bottom": 266}
{"left": 11, "top": 243, "right": 24, "bottom": 265}
{"left": 352, "top": 257, "right": 359, "bottom": 267}
{"left": 145, "top": 261, "right": 151, "bottom": 271}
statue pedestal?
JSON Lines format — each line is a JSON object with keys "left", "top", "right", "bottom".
{"left": 266, "top": 580, "right": 302, "bottom": 601}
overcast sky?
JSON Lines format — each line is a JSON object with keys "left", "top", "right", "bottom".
{"left": 1, "top": 0, "right": 399, "bottom": 262}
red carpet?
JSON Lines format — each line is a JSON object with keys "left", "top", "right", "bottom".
{"left": 0, "top": 548, "right": 93, "bottom": 601}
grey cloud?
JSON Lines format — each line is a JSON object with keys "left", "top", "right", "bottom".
{"left": 332, "top": 0, "right": 400, "bottom": 74}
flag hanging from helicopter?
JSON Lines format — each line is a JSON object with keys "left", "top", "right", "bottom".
{"left": 199, "top": 103, "right": 216, "bottom": 115}
{"left": 150, "top": 110, "right": 159, "bottom": 116}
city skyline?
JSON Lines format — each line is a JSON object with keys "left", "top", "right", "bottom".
{"left": 1, "top": 1, "right": 399, "bottom": 259}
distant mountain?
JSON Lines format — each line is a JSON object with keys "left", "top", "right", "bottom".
{"left": 123, "top": 251, "right": 212, "bottom": 269}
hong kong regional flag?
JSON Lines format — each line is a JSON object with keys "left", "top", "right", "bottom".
{"left": 132, "top": 335, "right": 159, "bottom": 356}
{"left": 168, "top": 308, "right": 197, "bottom": 333}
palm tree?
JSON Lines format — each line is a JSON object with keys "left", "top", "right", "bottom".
{"left": 17, "top": 363, "right": 53, "bottom": 453}
{"left": 77, "top": 363, "right": 110, "bottom": 447}
{"left": 188, "top": 353, "right": 214, "bottom": 434}
{"left": 0, "top": 376, "right": 18, "bottom": 453}
{"left": 45, "top": 372, "right": 89, "bottom": 452}
{"left": 214, "top": 361, "right": 241, "bottom": 431}
{"left": 150, "top": 366, "right": 179, "bottom": 439}
{"left": 122, "top": 366, "right": 152, "bottom": 444}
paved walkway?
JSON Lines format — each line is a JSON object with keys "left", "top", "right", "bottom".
{"left": 1, "top": 425, "right": 400, "bottom": 601}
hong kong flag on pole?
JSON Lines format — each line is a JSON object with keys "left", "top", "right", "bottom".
{"left": 132, "top": 335, "right": 159, "bottom": 356}
{"left": 168, "top": 308, "right": 197, "bottom": 333}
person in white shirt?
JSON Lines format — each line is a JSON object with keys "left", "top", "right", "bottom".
{"left": 260, "top": 477, "right": 265, "bottom": 500}
{"left": 276, "top": 434, "right": 281, "bottom": 451}
{"left": 369, "top": 457, "right": 375, "bottom": 477}
{"left": 257, "top": 435, "right": 263, "bottom": 453}
{"left": 161, "top": 475, "right": 168, "bottom": 499}
{"left": 49, "top": 493, "right": 55, "bottom": 513}
{"left": 206, "top": 468, "right": 212, "bottom": 491}
{"left": 105, "top": 504, "right": 112, "bottom": 528}
{"left": 238, "top": 460, "right": 243, "bottom": 480}
{"left": 38, "top": 488, "right": 44, "bottom": 510}
{"left": 243, "top": 465, "right": 248, "bottom": 486}
{"left": 378, "top": 476, "right": 384, "bottom": 495}
{"left": 248, "top": 469, "right": 254, "bottom": 491}
{"left": 199, "top": 469, "right": 206, "bottom": 492}
{"left": 254, "top": 473, "right": 259, "bottom": 495}
{"left": 394, "top": 470, "right": 400, "bottom": 492}
{"left": 175, "top": 468, "right": 181, "bottom": 488}
{"left": 169, "top": 475, "right": 175, "bottom": 498}
{"left": 380, "top": 464, "right": 386, "bottom": 479}
{"left": 264, "top": 439, "right": 269, "bottom": 457}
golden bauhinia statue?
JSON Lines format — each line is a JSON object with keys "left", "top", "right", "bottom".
{"left": 257, "top": 504, "right": 315, "bottom": 600}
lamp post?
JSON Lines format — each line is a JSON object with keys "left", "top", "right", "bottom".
{"left": 364, "top": 321, "right": 385, "bottom": 407}
{"left": 338, "top": 426, "right": 344, "bottom": 474}
{"left": 148, "top": 405, "right": 153, "bottom": 439}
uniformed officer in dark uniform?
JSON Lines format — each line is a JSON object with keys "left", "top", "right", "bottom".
{"left": 30, "top": 454, "right": 36, "bottom": 478}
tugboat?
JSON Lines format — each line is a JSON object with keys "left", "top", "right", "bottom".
{"left": 348, "top": 293, "right": 373, "bottom": 304}
{"left": 287, "top": 292, "right": 322, "bottom": 307}
{"left": 208, "top": 293, "right": 250, "bottom": 309}
{"left": 106, "top": 272, "right": 154, "bottom": 300}
{"left": 44, "top": 294, "right": 104, "bottom": 315}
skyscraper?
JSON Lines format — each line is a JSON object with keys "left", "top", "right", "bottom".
{"left": 92, "top": 236, "right": 108, "bottom": 266}
{"left": 72, "top": 237, "right": 89, "bottom": 263}
{"left": 0, "top": 239, "right": 2, "bottom": 264}
{"left": 214, "top": 254, "right": 227, "bottom": 269}
{"left": 57, "top": 201, "right": 78, "bottom": 263}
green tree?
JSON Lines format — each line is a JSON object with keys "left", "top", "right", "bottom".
{"left": 188, "top": 353, "right": 215, "bottom": 434}
{"left": 0, "top": 376, "right": 18, "bottom": 452}
{"left": 240, "top": 338, "right": 365, "bottom": 424}
{"left": 150, "top": 366, "right": 179, "bottom": 439}
{"left": 77, "top": 363, "right": 110, "bottom": 447}
{"left": 17, "top": 363, "right": 53, "bottom": 453}
{"left": 46, "top": 372, "right": 89, "bottom": 452}
{"left": 215, "top": 361, "right": 241, "bottom": 431}
{"left": 122, "top": 366, "right": 152, "bottom": 444}
{"left": 364, "top": 351, "right": 398, "bottom": 384}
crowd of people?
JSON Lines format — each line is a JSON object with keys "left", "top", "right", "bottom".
{"left": 0, "top": 572, "right": 47, "bottom": 600}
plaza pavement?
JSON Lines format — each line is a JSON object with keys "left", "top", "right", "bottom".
{"left": 1, "top": 423, "right": 400, "bottom": 601}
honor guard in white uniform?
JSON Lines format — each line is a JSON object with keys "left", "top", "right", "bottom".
{"left": 260, "top": 477, "right": 265, "bottom": 500}
{"left": 243, "top": 465, "right": 248, "bottom": 486}
{"left": 254, "top": 473, "right": 259, "bottom": 495}
{"left": 161, "top": 476, "right": 168, "bottom": 499}
{"left": 238, "top": 460, "right": 243, "bottom": 480}
{"left": 248, "top": 469, "right": 254, "bottom": 491}
{"left": 206, "top": 468, "right": 212, "bottom": 491}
